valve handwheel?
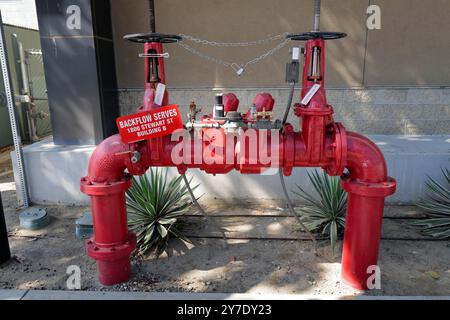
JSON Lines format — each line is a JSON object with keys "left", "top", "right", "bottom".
{"left": 124, "top": 33, "right": 182, "bottom": 43}
{"left": 287, "top": 31, "right": 346, "bottom": 41}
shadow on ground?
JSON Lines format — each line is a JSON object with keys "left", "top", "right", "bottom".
{"left": 1, "top": 186, "right": 449, "bottom": 296}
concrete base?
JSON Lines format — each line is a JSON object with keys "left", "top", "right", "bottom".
{"left": 11, "top": 135, "right": 450, "bottom": 205}
{"left": 11, "top": 138, "right": 93, "bottom": 205}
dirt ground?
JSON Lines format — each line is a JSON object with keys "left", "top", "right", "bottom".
{"left": 1, "top": 146, "right": 449, "bottom": 296}
{"left": 1, "top": 183, "right": 449, "bottom": 296}
{"left": 0, "top": 146, "right": 14, "bottom": 183}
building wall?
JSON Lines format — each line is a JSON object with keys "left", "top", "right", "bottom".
{"left": 111, "top": 0, "right": 450, "bottom": 135}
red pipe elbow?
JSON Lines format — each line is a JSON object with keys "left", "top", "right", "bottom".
{"left": 87, "top": 134, "right": 131, "bottom": 183}
{"left": 344, "top": 132, "right": 387, "bottom": 183}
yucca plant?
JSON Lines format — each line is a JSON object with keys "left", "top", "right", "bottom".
{"left": 126, "top": 169, "right": 196, "bottom": 257}
{"left": 293, "top": 170, "right": 347, "bottom": 253}
{"left": 411, "top": 168, "right": 450, "bottom": 239}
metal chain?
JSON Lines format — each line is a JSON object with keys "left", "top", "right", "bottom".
{"left": 177, "top": 41, "right": 232, "bottom": 67}
{"left": 177, "top": 37, "right": 291, "bottom": 75}
{"left": 242, "top": 38, "right": 291, "bottom": 69}
{"left": 179, "top": 32, "right": 289, "bottom": 47}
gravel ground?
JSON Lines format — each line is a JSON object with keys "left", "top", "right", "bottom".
{"left": 1, "top": 184, "right": 449, "bottom": 296}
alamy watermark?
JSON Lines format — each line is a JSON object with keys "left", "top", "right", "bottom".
{"left": 367, "top": 5, "right": 382, "bottom": 30}
{"left": 66, "top": 265, "right": 81, "bottom": 290}
{"left": 171, "top": 128, "right": 280, "bottom": 175}
{"left": 66, "top": 5, "right": 81, "bottom": 30}
{"left": 366, "top": 265, "right": 381, "bottom": 289}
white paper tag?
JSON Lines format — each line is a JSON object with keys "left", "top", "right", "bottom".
{"left": 301, "top": 84, "right": 321, "bottom": 105}
{"left": 291, "top": 47, "right": 300, "bottom": 61}
{"left": 154, "top": 83, "right": 166, "bottom": 106}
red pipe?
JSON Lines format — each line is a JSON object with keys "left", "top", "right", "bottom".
{"left": 340, "top": 132, "right": 396, "bottom": 290}
{"left": 81, "top": 36, "right": 396, "bottom": 290}
{"left": 86, "top": 134, "right": 130, "bottom": 182}
{"left": 80, "top": 134, "right": 136, "bottom": 285}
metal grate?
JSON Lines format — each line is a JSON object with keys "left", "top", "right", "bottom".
{"left": 24, "top": 49, "right": 51, "bottom": 137}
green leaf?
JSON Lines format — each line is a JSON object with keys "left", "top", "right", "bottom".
{"left": 413, "top": 167, "right": 450, "bottom": 239}
{"left": 126, "top": 168, "right": 196, "bottom": 256}
{"left": 330, "top": 221, "right": 337, "bottom": 254}
{"left": 159, "top": 218, "right": 177, "bottom": 225}
{"left": 294, "top": 169, "right": 347, "bottom": 251}
{"left": 157, "top": 224, "right": 168, "bottom": 238}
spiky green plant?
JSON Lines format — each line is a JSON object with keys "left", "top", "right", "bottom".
{"left": 411, "top": 168, "right": 450, "bottom": 239}
{"left": 126, "top": 169, "right": 196, "bottom": 257}
{"left": 293, "top": 170, "right": 347, "bottom": 253}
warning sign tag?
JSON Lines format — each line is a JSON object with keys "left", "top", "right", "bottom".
{"left": 116, "top": 105, "right": 183, "bottom": 144}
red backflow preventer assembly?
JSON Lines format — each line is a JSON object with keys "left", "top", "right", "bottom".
{"left": 80, "top": 2, "right": 396, "bottom": 290}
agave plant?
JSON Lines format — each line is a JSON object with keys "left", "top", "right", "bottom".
{"left": 126, "top": 169, "right": 196, "bottom": 257}
{"left": 293, "top": 169, "right": 347, "bottom": 253}
{"left": 411, "top": 168, "right": 450, "bottom": 239}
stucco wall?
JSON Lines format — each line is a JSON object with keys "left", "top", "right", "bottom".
{"left": 111, "top": 0, "right": 450, "bottom": 89}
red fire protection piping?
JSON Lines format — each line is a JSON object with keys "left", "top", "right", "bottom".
{"left": 340, "top": 132, "right": 396, "bottom": 290}
{"left": 80, "top": 134, "right": 136, "bottom": 285}
{"left": 80, "top": 35, "right": 396, "bottom": 289}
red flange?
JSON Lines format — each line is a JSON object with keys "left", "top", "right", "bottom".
{"left": 80, "top": 175, "right": 132, "bottom": 196}
{"left": 86, "top": 233, "right": 137, "bottom": 286}
{"left": 324, "top": 122, "right": 347, "bottom": 176}
{"left": 341, "top": 175, "right": 396, "bottom": 198}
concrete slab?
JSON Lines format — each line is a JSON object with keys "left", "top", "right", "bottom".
{"left": 11, "top": 135, "right": 450, "bottom": 205}
{"left": 0, "top": 290, "right": 28, "bottom": 300}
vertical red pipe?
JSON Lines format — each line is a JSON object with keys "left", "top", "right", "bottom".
{"left": 340, "top": 132, "right": 396, "bottom": 290}
{"left": 84, "top": 182, "right": 136, "bottom": 286}
{"left": 80, "top": 134, "right": 137, "bottom": 286}
{"left": 90, "top": 193, "right": 129, "bottom": 246}
{"left": 341, "top": 194, "right": 384, "bottom": 289}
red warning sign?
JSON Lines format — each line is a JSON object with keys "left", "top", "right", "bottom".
{"left": 116, "top": 105, "right": 183, "bottom": 144}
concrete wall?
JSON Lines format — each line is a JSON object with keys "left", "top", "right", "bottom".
{"left": 13, "top": 136, "right": 450, "bottom": 205}
{"left": 119, "top": 87, "right": 450, "bottom": 135}
{"left": 365, "top": 0, "right": 450, "bottom": 86}
{"left": 111, "top": 0, "right": 450, "bottom": 88}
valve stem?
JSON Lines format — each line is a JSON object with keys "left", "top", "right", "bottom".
{"left": 313, "top": 0, "right": 321, "bottom": 32}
